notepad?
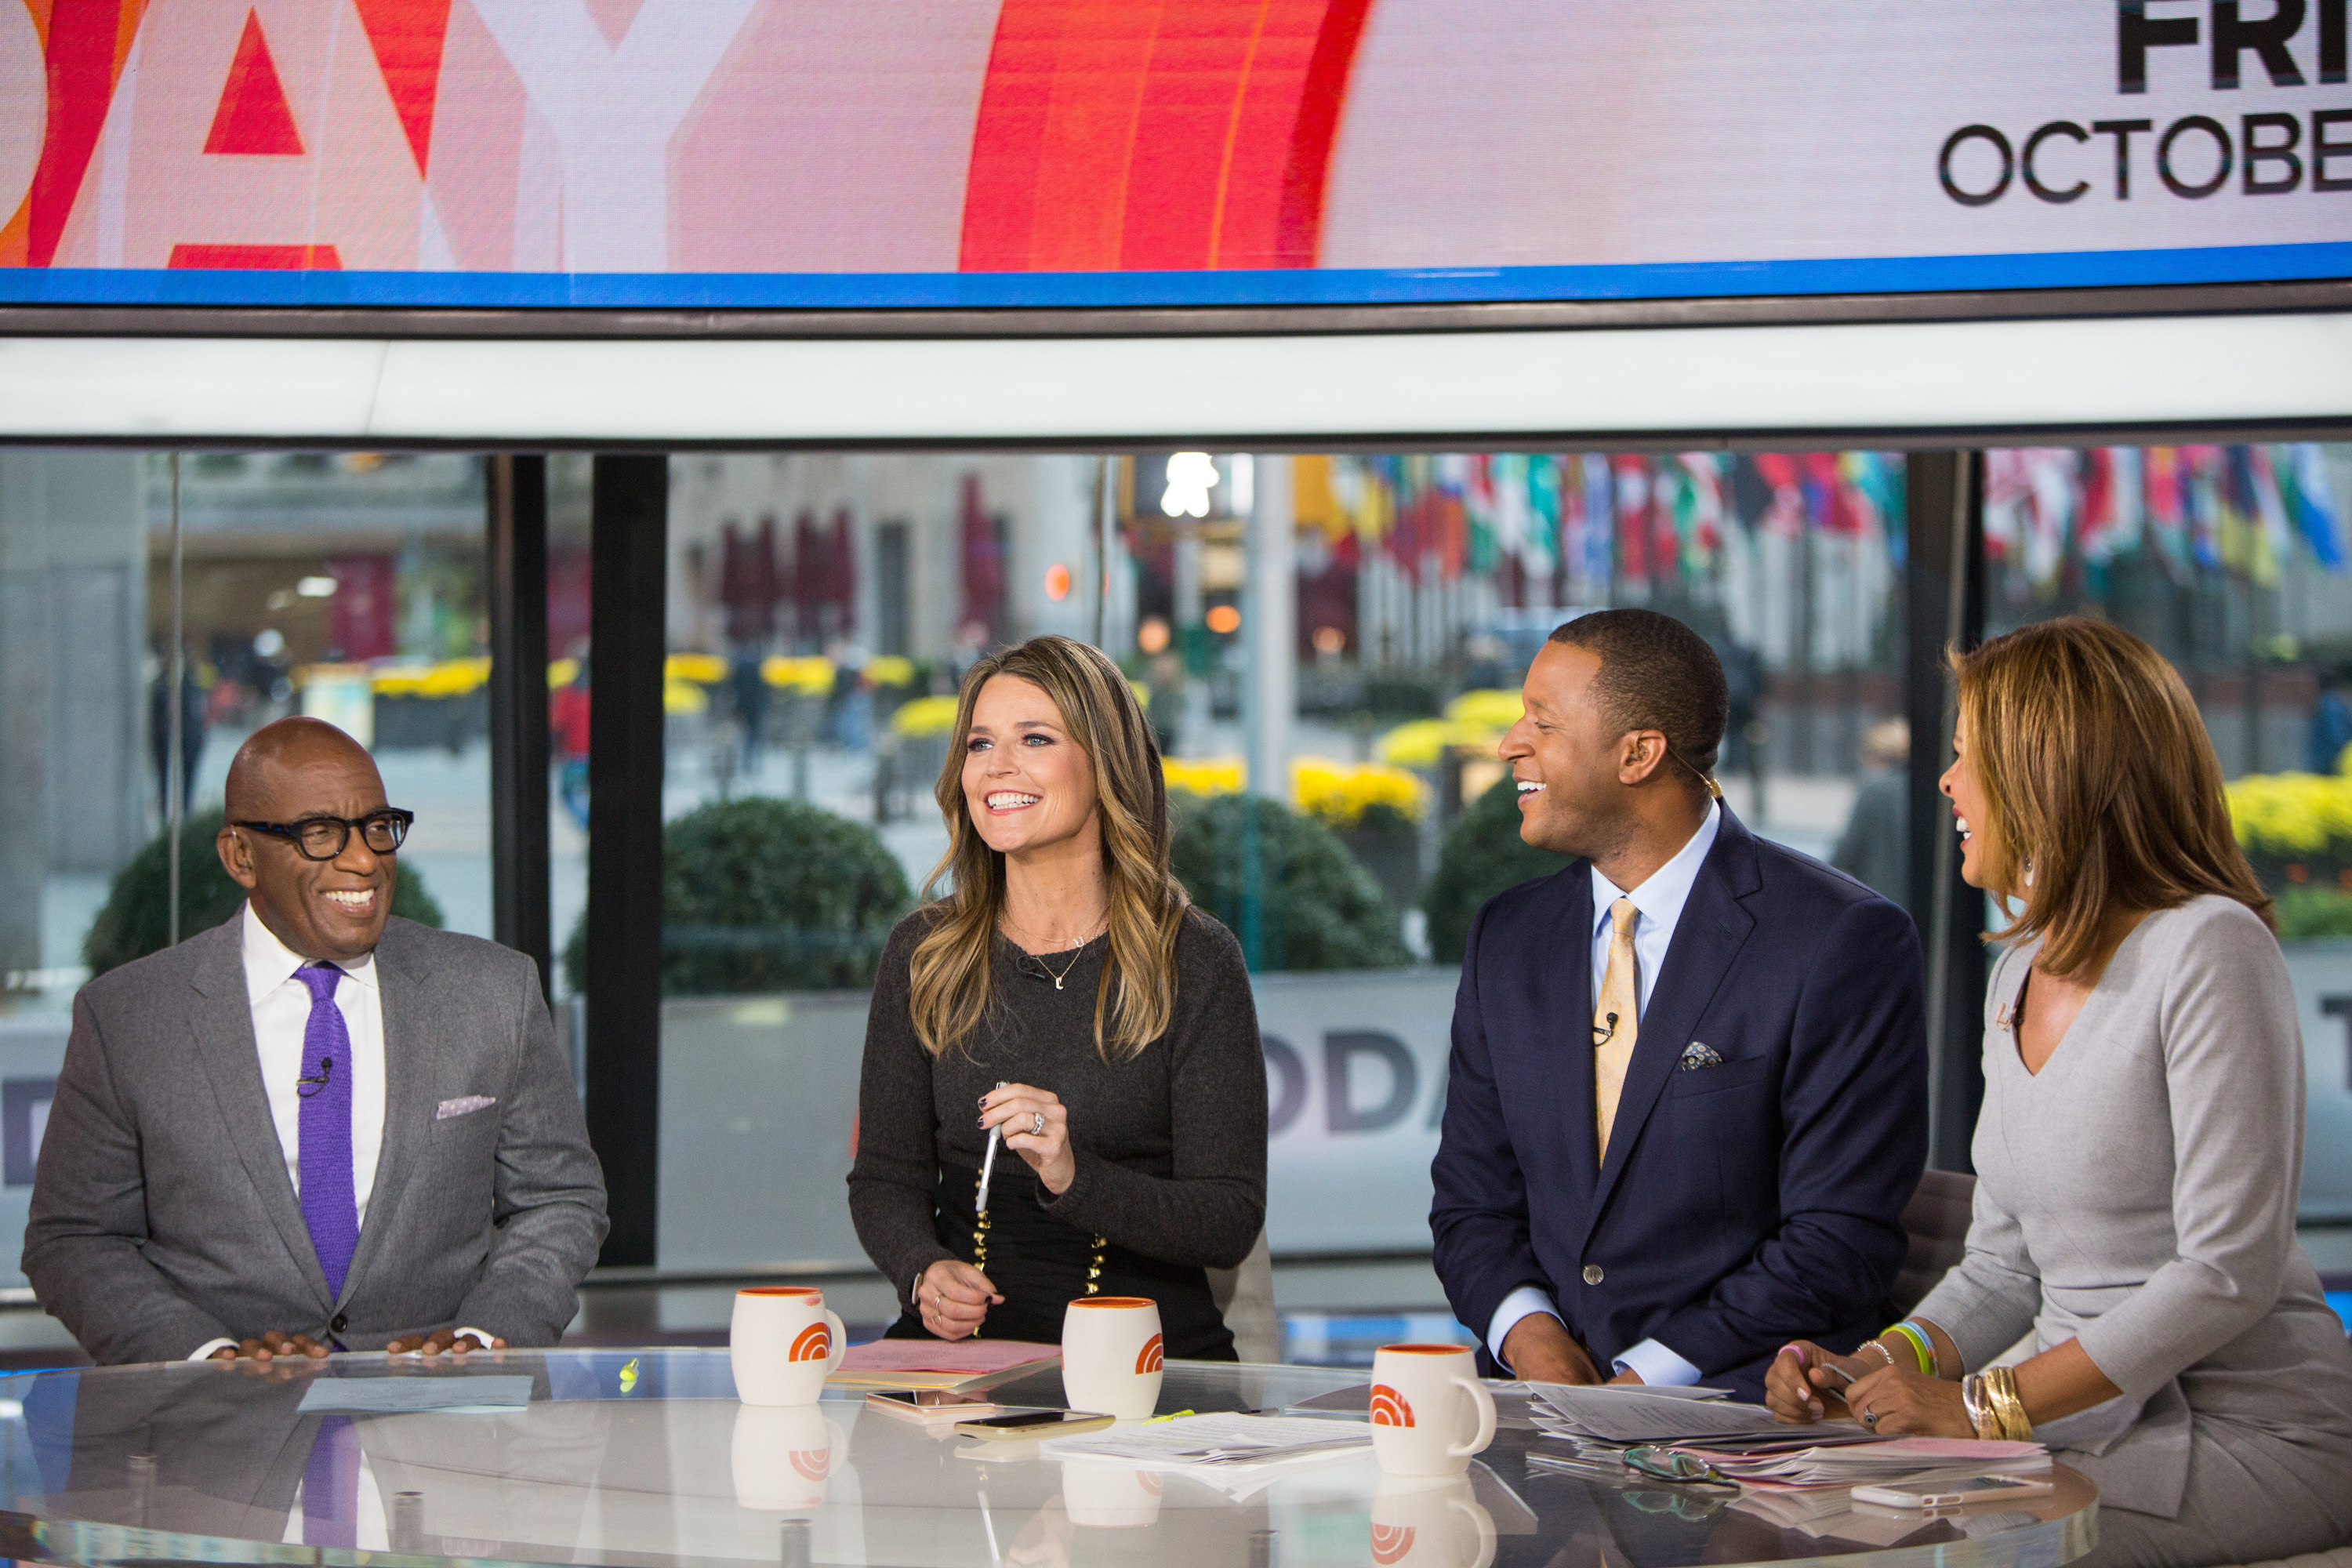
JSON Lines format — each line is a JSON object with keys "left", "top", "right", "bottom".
{"left": 296, "top": 1375, "right": 534, "bottom": 1414}
{"left": 828, "top": 1339, "right": 1061, "bottom": 1389}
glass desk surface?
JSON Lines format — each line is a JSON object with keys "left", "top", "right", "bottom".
{"left": 0, "top": 1348, "right": 2096, "bottom": 1568}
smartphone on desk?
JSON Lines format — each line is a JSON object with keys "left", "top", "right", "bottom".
{"left": 953, "top": 1408, "right": 1117, "bottom": 1441}
{"left": 1851, "top": 1475, "right": 2056, "bottom": 1510}
{"left": 866, "top": 1390, "right": 1004, "bottom": 1423}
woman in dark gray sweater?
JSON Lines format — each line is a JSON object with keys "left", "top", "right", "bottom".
{"left": 848, "top": 636, "right": 1266, "bottom": 1359}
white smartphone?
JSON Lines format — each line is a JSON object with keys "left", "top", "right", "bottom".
{"left": 1851, "top": 1475, "right": 2056, "bottom": 1510}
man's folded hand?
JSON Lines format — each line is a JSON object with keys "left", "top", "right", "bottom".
{"left": 1501, "top": 1314, "right": 1604, "bottom": 1385}
{"left": 384, "top": 1328, "right": 508, "bottom": 1356}
{"left": 209, "top": 1330, "right": 332, "bottom": 1363}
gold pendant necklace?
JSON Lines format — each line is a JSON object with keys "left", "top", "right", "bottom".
{"left": 1005, "top": 913, "right": 1105, "bottom": 991}
{"left": 1033, "top": 946, "right": 1085, "bottom": 990}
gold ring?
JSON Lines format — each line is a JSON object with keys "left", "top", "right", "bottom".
{"left": 1033, "top": 1112, "right": 1045, "bottom": 1136}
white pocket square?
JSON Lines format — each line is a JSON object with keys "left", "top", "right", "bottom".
{"left": 436, "top": 1095, "right": 496, "bottom": 1120}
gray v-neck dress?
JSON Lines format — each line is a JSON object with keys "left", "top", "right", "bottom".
{"left": 1915, "top": 895, "right": 2352, "bottom": 1567}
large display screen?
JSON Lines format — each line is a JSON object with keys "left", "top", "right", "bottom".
{"left": 2, "top": 0, "right": 2345, "bottom": 310}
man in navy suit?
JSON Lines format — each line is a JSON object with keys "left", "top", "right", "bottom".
{"left": 1431, "top": 609, "right": 1927, "bottom": 1398}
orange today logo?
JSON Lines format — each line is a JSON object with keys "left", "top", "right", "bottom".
{"left": 1134, "top": 1333, "right": 1164, "bottom": 1374}
{"left": 1369, "top": 1384, "right": 1415, "bottom": 1426}
{"left": 789, "top": 1323, "right": 833, "bottom": 1362}
{"left": 1371, "top": 1523, "right": 1416, "bottom": 1564}
{"left": 789, "top": 1449, "right": 829, "bottom": 1482}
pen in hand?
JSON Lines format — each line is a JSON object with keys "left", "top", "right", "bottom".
{"left": 978, "top": 1080, "right": 1009, "bottom": 1203}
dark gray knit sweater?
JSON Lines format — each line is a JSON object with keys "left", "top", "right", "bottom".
{"left": 848, "top": 906, "right": 1268, "bottom": 1311}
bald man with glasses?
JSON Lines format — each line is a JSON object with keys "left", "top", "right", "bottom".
{"left": 26, "top": 717, "right": 606, "bottom": 1366}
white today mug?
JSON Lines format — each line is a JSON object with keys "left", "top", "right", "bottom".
{"left": 1060, "top": 1295, "right": 1164, "bottom": 1420}
{"left": 731, "top": 1403, "right": 844, "bottom": 1510}
{"left": 1368, "top": 1344, "right": 1497, "bottom": 1477}
{"left": 730, "top": 1286, "right": 848, "bottom": 1407}
{"left": 1370, "top": 1474, "right": 1498, "bottom": 1568}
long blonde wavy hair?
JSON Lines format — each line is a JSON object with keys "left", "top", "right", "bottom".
{"left": 907, "top": 635, "right": 1189, "bottom": 1060}
{"left": 1955, "top": 616, "right": 2270, "bottom": 975}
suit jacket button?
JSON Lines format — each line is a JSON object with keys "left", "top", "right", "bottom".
{"left": 1581, "top": 1265, "right": 1604, "bottom": 1286}
{"left": 330, "top": 1313, "right": 347, "bottom": 1334}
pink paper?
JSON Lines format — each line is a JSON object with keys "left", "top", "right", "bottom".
{"left": 1865, "top": 1438, "right": 2045, "bottom": 1460}
{"left": 837, "top": 1339, "right": 1059, "bottom": 1374}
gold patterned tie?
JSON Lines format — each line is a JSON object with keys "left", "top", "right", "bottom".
{"left": 1593, "top": 897, "right": 1639, "bottom": 1163}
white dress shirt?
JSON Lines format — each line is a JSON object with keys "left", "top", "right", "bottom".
{"left": 243, "top": 902, "right": 390, "bottom": 1223}
{"left": 190, "top": 905, "right": 488, "bottom": 1358}
{"left": 1488, "top": 801, "right": 1721, "bottom": 1386}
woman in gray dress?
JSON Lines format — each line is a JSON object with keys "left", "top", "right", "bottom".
{"left": 1766, "top": 618, "right": 2352, "bottom": 1567}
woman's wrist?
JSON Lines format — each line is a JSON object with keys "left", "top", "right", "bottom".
{"left": 1882, "top": 1319, "right": 1940, "bottom": 1380}
{"left": 1037, "top": 1145, "right": 1086, "bottom": 1201}
{"left": 912, "top": 1256, "right": 955, "bottom": 1302}
{"left": 1961, "top": 1368, "right": 2033, "bottom": 1441}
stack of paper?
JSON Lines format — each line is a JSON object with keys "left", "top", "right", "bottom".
{"left": 827, "top": 1339, "right": 1060, "bottom": 1391}
{"left": 1040, "top": 1414, "right": 1373, "bottom": 1500}
{"left": 1700, "top": 1436, "right": 2049, "bottom": 1492}
{"left": 1529, "top": 1385, "right": 1784, "bottom": 1443}
{"left": 1522, "top": 1386, "right": 2051, "bottom": 1506}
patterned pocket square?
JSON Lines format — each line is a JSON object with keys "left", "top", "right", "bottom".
{"left": 1676, "top": 1042, "right": 1725, "bottom": 1072}
{"left": 436, "top": 1095, "right": 496, "bottom": 1120}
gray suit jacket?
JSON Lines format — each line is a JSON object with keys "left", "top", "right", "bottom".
{"left": 23, "top": 913, "right": 608, "bottom": 1364}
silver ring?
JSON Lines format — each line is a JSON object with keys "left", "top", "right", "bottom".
{"left": 1033, "top": 1112, "right": 1045, "bottom": 1136}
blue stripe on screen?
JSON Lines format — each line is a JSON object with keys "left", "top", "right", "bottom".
{"left": 2, "top": 241, "right": 2346, "bottom": 313}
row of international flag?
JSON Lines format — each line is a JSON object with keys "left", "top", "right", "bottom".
{"left": 1294, "top": 452, "right": 1904, "bottom": 594}
{"left": 1287, "top": 446, "right": 2343, "bottom": 597}
{"left": 1985, "top": 445, "right": 2344, "bottom": 592}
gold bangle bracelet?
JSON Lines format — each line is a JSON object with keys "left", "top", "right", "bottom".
{"left": 1983, "top": 1367, "right": 2033, "bottom": 1441}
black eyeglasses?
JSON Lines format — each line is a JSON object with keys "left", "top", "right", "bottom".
{"left": 234, "top": 809, "right": 413, "bottom": 861}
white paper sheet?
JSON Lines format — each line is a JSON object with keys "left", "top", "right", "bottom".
{"left": 1041, "top": 1413, "right": 1372, "bottom": 1469}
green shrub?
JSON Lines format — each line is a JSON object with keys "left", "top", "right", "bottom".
{"left": 85, "top": 809, "right": 445, "bottom": 976}
{"left": 1170, "top": 792, "right": 1410, "bottom": 971}
{"left": 563, "top": 796, "right": 912, "bottom": 995}
{"left": 1422, "top": 775, "right": 1568, "bottom": 964}
{"left": 2272, "top": 885, "right": 2352, "bottom": 940}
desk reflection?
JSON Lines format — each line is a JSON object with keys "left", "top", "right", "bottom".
{"left": 2, "top": 1354, "right": 2092, "bottom": 1568}
{"left": 37, "top": 1360, "right": 608, "bottom": 1556}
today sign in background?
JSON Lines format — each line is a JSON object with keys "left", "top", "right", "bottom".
{"left": 1, "top": 1, "right": 2343, "bottom": 309}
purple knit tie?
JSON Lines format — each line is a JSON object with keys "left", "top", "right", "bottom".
{"left": 295, "top": 963, "right": 359, "bottom": 1301}
{"left": 301, "top": 1414, "right": 360, "bottom": 1548}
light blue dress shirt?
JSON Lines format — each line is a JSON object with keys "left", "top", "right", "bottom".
{"left": 1486, "top": 801, "right": 1722, "bottom": 1385}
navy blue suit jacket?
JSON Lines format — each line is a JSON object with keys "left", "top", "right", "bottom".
{"left": 1429, "top": 808, "right": 1928, "bottom": 1399}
